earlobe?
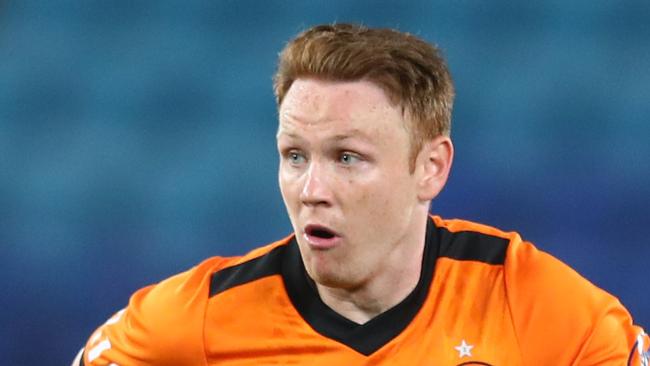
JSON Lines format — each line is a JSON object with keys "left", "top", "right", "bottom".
{"left": 417, "top": 136, "right": 454, "bottom": 201}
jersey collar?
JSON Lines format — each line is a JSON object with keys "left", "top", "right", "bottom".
{"left": 281, "top": 217, "right": 439, "bottom": 355}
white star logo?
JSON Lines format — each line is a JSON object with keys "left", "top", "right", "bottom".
{"left": 454, "top": 339, "right": 474, "bottom": 358}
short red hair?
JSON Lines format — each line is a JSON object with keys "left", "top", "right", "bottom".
{"left": 273, "top": 23, "right": 455, "bottom": 170}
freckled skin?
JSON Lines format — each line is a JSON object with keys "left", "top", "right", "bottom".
{"left": 276, "top": 79, "right": 441, "bottom": 320}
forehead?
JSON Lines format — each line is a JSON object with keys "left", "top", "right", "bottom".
{"left": 278, "top": 78, "right": 406, "bottom": 137}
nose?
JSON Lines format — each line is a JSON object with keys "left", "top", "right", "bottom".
{"left": 300, "top": 160, "right": 333, "bottom": 207}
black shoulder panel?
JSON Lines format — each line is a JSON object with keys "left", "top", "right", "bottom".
{"left": 437, "top": 228, "right": 509, "bottom": 265}
{"left": 209, "top": 244, "right": 286, "bottom": 297}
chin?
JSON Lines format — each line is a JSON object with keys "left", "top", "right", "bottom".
{"left": 310, "top": 272, "right": 342, "bottom": 288}
{"left": 307, "top": 264, "right": 360, "bottom": 290}
{"left": 300, "top": 246, "right": 360, "bottom": 289}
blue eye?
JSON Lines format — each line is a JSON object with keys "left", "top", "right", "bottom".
{"left": 339, "top": 152, "right": 360, "bottom": 165}
{"left": 287, "top": 151, "right": 306, "bottom": 165}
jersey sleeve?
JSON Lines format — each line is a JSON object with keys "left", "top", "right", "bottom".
{"left": 77, "top": 257, "right": 226, "bottom": 366}
{"left": 505, "top": 239, "right": 647, "bottom": 365}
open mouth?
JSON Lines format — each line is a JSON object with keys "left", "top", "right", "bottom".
{"left": 304, "top": 224, "right": 340, "bottom": 248}
{"left": 306, "top": 226, "right": 336, "bottom": 239}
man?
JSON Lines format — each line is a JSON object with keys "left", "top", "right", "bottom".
{"left": 73, "top": 23, "right": 648, "bottom": 365}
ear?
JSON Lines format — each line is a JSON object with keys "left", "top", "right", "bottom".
{"left": 415, "top": 136, "right": 454, "bottom": 202}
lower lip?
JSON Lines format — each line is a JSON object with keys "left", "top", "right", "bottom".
{"left": 303, "top": 233, "right": 341, "bottom": 250}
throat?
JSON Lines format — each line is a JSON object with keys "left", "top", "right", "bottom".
{"left": 314, "top": 263, "right": 423, "bottom": 325}
{"left": 316, "top": 286, "right": 384, "bottom": 324}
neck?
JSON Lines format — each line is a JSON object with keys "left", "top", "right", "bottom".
{"left": 315, "top": 217, "right": 428, "bottom": 324}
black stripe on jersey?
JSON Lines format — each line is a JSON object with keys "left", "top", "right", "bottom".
{"left": 209, "top": 244, "right": 286, "bottom": 297}
{"left": 282, "top": 217, "right": 440, "bottom": 356}
{"left": 207, "top": 218, "right": 510, "bottom": 355}
{"left": 437, "top": 227, "right": 509, "bottom": 265}
{"left": 78, "top": 350, "right": 85, "bottom": 366}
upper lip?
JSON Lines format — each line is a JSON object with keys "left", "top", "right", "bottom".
{"left": 304, "top": 223, "right": 340, "bottom": 238}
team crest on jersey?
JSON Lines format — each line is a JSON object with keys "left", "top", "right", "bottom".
{"left": 452, "top": 339, "right": 494, "bottom": 366}
{"left": 629, "top": 331, "right": 650, "bottom": 366}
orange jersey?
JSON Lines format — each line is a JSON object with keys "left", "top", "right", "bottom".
{"left": 77, "top": 216, "right": 648, "bottom": 365}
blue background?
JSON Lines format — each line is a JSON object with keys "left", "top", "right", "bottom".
{"left": 1, "top": 1, "right": 648, "bottom": 364}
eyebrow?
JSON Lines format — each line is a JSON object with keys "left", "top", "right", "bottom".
{"left": 276, "top": 130, "right": 302, "bottom": 140}
{"left": 276, "top": 129, "right": 371, "bottom": 142}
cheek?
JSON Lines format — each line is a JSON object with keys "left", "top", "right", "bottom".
{"left": 278, "top": 174, "right": 287, "bottom": 201}
{"left": 278, "top": 172, "right": 297, "bottom": 208}
{"left": 346, "top": 180, "right": 392, "bottom": 221}
{"left": 363, "top": 173, "right": 414, "bottom": 215}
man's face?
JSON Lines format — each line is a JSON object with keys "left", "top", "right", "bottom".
{"left": 277, "top": 78, "right": 428, "bottom": 289}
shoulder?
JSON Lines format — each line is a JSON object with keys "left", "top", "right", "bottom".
{"left": 432, "top": 216, "right": 643, "bottom": 364}
{"left": 133, "top": 236, "right": 292, "bottom": 322}
{"left": 431, "top": 215, "right": 610, "bottom": 303}
{"left": 123, "top": 237, "right": 292, "bottom": 339}
{"left": 208, "top": 237, "right": 291, "bottom": 297}
{"left": 431, "top": 215, "right": 519, "bottom": 265}
{"left": 80, "top": 237, "right": 292, "bottom": 365}
{"left": 504, "top": 237, "right": 645, "bottom": 363}
{"left": 80, "top": 256, "right": 226, "bottom": 365}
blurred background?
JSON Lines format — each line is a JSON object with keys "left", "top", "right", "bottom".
{"left": 1, "top": 0, "right": 648, "bottom": 364}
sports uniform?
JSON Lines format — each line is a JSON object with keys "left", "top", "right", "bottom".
{"left": 77, "top": 216, "right": 648, "bottom": 365}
